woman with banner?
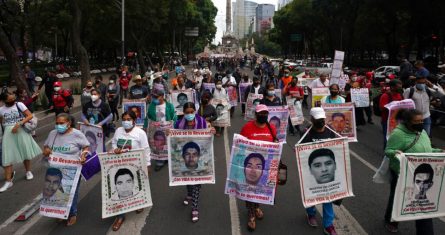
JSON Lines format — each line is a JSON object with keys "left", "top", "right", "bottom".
{"left": 42, "top": 113, "right": 90, "bottom": 226}
{"left": 213, "top": 80, "right": 229, "bottom": 137}
{"left": 110, "top": 111, "right": 151, "bottom": 231}
{"left": 239, "top": 104, "right": 277, "bottom": 231}
{"left": 198, "top": 91, "right": 217, "bottom": 124}
{"left": 283, "top": 76, "right": 304, "bottom": 136}
{"left": 384, "top": 109, "right": 443, "bottom": 234}
{"left": 173, "top": 102, "right": 215, "bottom": 222}
{"left": 81, "top": 89, "right": 112, "bottom": 144}
{"left": 321, "top": 84, "right": 345, "bottom": 104}
{"left": 261, "top": 83, "right": 282, "bottom": 106}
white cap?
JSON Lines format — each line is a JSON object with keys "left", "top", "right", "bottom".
{"left": 35, "top": 76, "right": 42, "bottom": 82}
{"left": 310, "top": 107, "right": 326, "bottom": 119}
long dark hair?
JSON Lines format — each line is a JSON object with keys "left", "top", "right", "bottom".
{"left": 396, "top": 109, "right": 422, "bottom": 124}
{"left": 182, "top": 102, "right": 196, "bottom": 113}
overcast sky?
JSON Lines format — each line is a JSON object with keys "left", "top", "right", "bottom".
{"left": 211, "top": 0, "right": 277, "bottom": 44}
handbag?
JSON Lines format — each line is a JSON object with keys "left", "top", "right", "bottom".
{"left": 266, "top": 122, "right": 287, "bottom": 185}
{"left": 16, "top": 103, "right": 38, "bottom": 133}
{"left": 372, "top": 132, "right": 421, "bottom": 184}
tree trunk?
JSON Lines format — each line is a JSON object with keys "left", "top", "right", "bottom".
{"left": 0, "top": 27, "right": 28, "bottom": 91}
{"left": 70, "top": 0, "right": 90, "bottom": 87}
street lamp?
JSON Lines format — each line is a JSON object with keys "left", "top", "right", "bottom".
{"left": 121, "top": 0, "right": 125, "bottom": 66}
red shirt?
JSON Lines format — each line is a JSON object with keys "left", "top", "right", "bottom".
{"left": 240, "top": 120, "right": 277, "bottom": 142}
{"left": 379, "top": 92, "right": 403, "bottom": 122}
{"left": 119, "top": 76, "right": 130, "bottom": 90}
{"left": 287, "top": 86, "right": 304, "bottom": 98}
{"left": 52, "top": 89, "right": 71, "bottom": 108}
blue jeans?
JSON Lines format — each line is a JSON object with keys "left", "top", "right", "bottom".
{"left": 423, "top": 116, "right": 431, "bottom": 137}
{"left": 69, "top": 179, "right": 81, "bottom": 217}
{"left": 306, "top": 202, "right": 334, "bottom": 228}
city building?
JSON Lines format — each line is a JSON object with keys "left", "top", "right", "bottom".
{"left": 278, "top": 0, "right": 293, "bottom": 10}
{"left": 232, "top": 0, "right": 258, "bottom": 39}
{"left": 256, "top": 4, "right": 275, "bottom": 35}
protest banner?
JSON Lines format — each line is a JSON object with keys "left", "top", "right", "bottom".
{"left": 312, "top": 87, "right": 330, "bottom": 107}
{"left": 287, "top": 96, "right": 304, "bottom": 125}
{"left": 170, "top": 89, "right": 196, "bottom": 115}
{"left": 79, "top": 123, "right": 104, "bottom": 153}
{"left": 168, "top": 129, "right": 215, "bottom": 186}
{"left": 331, "top": 50, "right": 345, "bottom": 80}
{"left": 122, "top": 99, "right": 146, "bottom": 126}
{"left": 99, "top": 149, "right": 152, "bottom": 218}
{"left": 227, "top": 86, "right": 238, "bottom": 107}
{"left": 211, "top": 98, "right": 231, "bottom": 127}
{"left": 392, "top": 153, "right": 445, "bottom": 221}
{"left": 225, "top": 134, "right": 283, "bottom": 205}
{"left": 40, "top": 154, "right": 82, "bottom": 219}
{"left": 239, "top": 83, "right": 252, "bottom": 103}
{"left": 322, "top": 103, "right": 357, "bottom": 142}
{"left": 351, "top": 88, "right": 370, "bottom": 107}
{"left": 148, "top": 121, "right": 173, "bottom": 160}
{"left": 245, "top": 93, "right": 263, "bottom": 120}
{"left": 298, "top": 78, "right": 314, "bottom": 95}
{"left": 202, "top": 83, "right": 215, "bottom": 94}
{"left": 295, "top": 138, "right": 354, "bottom": 208}
{"left": 267, "top": 106, "right": 289, "bottom": 143}
{"left": 385, "top": 99, "right": 416, "bottom": 139}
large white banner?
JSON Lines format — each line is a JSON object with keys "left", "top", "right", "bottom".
{"left": 295, "top": 138, "right": 354, "bottom": 208}
{"left": 211, "top": 98, "right": 231, "bottom": 127}
{"left": 287, "top": 96, "right": 304, "bottom": 125}
{"left": 392, "top": 153, "right": 445, "bottom": 221}
{"left": 225, "top": 134, "right": 283, "bottom": 205}
{"left": 99, "top": 149, "right": 153, "bottom": 218}
{"left": 122, "top": 99, "right": 147, "bottom": 126}
{"left": 168, "top": 129, "right": 215, "bottom": 186}
{"left": 351, "top": 88, "right": 370, "bottom": 107}
{"left": 322, "top": 103, "right": 357, "bottom": 142}
{"left": 267, "top": 106, "right": 289, "bottom": 143}
{"left": 170, "top": 89, "right": 196, "bottom": 116}
{"left": 245, "top": 93, "right": 263, "bottom": 120}
{"left": 148, "top": 121, "right": 173, "bottom": 160}
{"left": 40, "top": 154, "right": 82, "bottom": 219}
{"left": 79, "top": 123, "right": 104, "bottom": 153}
{"left": 385, "top": 99, "right": 416, "bottom": 139}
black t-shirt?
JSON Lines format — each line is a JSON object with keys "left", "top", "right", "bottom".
{"left": 129, "top": 85, "right": 149, "bottom": 99}
{"left": 301, "top": 127, "right": 337, "bottom": 143}
{"left": 82, "top": 101, "right": 111, "bottom": 126}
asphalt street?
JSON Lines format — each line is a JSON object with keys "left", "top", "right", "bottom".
{"left": 0, "top": 67, "right": 444, "bottom": 235}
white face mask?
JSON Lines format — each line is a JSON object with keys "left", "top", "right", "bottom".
{"left": 54, "top": 87, "right": 61, "bottom": 92}
{"left": 216, "top": 84, "right": 222, "bottom": 89}
{"left": 91, "top": 95, "right": 99, "bottom": 102}
{"left": 109, "top": 80, "right": 115, "bottom": 84}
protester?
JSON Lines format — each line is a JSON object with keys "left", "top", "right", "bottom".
{"left": 16, "top": 88, "right": 39, "bottom": 112}
{"left": 111, "top": 111, "right": 151, "bottom": 231}
{"left": 94, "top": 75, "right": 108, "bottom": 101}
{"left": 82, "top": 89, "right": 112, "bottom": 142}
{"left": 50, "top": 81, "right": 73, "bottom": 116}
{"left": 379, "top": 79, "right": 404, "bottom": 148}
{"left": 81, "top": 80, "right": 94, "bottom": 107}
{"left": 152, "top": 72, "right": 170, "bottom": 95}
{"left": 213, "top": 80, "right": 229, "bottom": 136}
{"left": 38, "top": 70, "right": 57, "bottom": 108}
{"left": 309, "top": 73, "right": 330, "bottom": 89}
{"left": 107, "top": 76, "right": 120, "bottom": 122}
{"left": 261, "top": 83, "right": 281, "bottom": 106}
{"left": 239, "top": 104, "right": 277, "bottom": 231}
{"left": 198, "top": 91, "right": 217, "bottom": 124}
{"left": 119, "top": 71, "right": 130, "bottom": 107}
{"left": 240, "top": 74, "right": 252, "bottom": 115}
{"left": 384, "top": 109, "right": 443, "bottom": 233}
{"left": 129, "top": 75, "right": 150, "bottom": 100}
{"left": 244, "top": 76, "right": 266, "bottom": 102}
{"left": 24, "top": 65, "right": 36, "bottom": 93}
{"left": 42, "top": 113, "right": 89, "bottom": 225}
{"left": 222, "top": 70, "right": 237, "bottom": 117}
{"left": 321, "top": 84, "right": 345, "bottom": 104}
{"left": 280, "top": 69, "right": 293, "bottom": 88}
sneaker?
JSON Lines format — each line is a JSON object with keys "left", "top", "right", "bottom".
{"left": 306, "top": 215, "right": 318, "bottom": 227}
{"left": 0, "top": 181, "right": 13, "bottom": 193}
{"left": 384, "top": 222, "right": 398, "bottom": 233}
{"left": 323, "top": 225, "right": 337, "bottom": 235}
{"left": 254, "top": 208, "right": 264, "bottom": 220}
{"left": 183, "top": 196, "right": 191, "bottom": 206}
{"left": 191, "top": 210, "right": 199, "bottom": 223}
{"left": 26, "top": 171, "right": 34, "bottom": 180}
{"left": 247, "top": 216, "right": 256, "bottom": 231}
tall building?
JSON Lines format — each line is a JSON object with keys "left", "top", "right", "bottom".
{"left": 232, "top": 0, "right": 258, "bottom": 39}
{"left": 256, "top": 4, "right": 275, "bottom": 35}
{"left": 278, "top": 0, "right": 293, "bottom": 10}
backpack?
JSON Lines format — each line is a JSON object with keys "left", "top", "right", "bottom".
{"left": 373, "top": 93, "right": 392, "bottom": 117}
{"left": 408, "top": 87, "right": 431, "bottom": 99}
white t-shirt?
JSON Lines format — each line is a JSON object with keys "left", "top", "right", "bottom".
{"left": 0, "top": 102, "right": 27, "bottom": 126}
{"left": 156, "top": 103, "right": 167, "bottom": 122}
{"left": 309, "top": 78, "right": 330, "bottom": 89}
{"left": 112, "top": 126, "right": 151, "bottom": 166}
{"left": 213, "top": 88, "right": 228, "bottom": 100}
{"left": 222, "top": 76, "right": 237, "bottom": 86}
{"left": 254, "top": 86, "right": 260, "bottom": 95}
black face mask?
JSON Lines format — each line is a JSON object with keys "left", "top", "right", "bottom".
{"left": 5, "top": 101, "right": 14, "bottom": 107}
{"left": 256, "top": 115, "right": 268, "bottom": 124}
{"left": 202, "top": 99, "right": 209, "bottom": 104}
{"left": 313, "top": 119, "right": 325, "bottom": 129}
{"left": 330, "top": 91, "right": 338, "bottom": 96}
{"left": 411, "top": 123, "right": 424, "bottom": 132}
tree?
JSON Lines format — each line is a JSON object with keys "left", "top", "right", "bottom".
{"left": 70, "top": 0, "right": 90, "bottom": 86}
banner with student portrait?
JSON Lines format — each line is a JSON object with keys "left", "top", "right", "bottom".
{"left": 385, "top": 99, "right": 416, "bottom": 140}
{"left": 295, "top": 138, "right": 353, "bottom": 208}
{"left": 322, "top": 103, "right": 357, "bottom": 142}
{"left": 211, "top": 98, "right": 231, "bottom": 127}
{"left": 351, "top": 88, "right": 370, "bottom": 107}
{"left": 267, "top": 106, "right": 289, "bottom": 143}
{"left": 170, "top": 89, "right": 196, "bottom": 115}
{"left": 168, "top": 129, "right": 215, "bottom": 186}
{"left": 225, "top": 134, "right": 283, "bottom": 205}
{"left": 245, "top": 93, "right": 263, "bottom": 120}
{"left": 40, "top": 154, "right": 82, "bottom": 219}
{"left": 392, "top": 153, "right": 445, "bottom": 221}
{"left": 227, "top": 86, "right": 238, "bottom": 107}
{"left": 98, "top": 149, "right": 153, "bottom": 218}
{"left": 122, "top": 99, "right": 147, "bottom": 126}
{"left": 312, "top": 87, "right": 330, "bottom": 107}
{"left": 239, "top": 83, "right": 252, "bottom": 103}
{"left": 287, "top": 96, "right": 304, "bottom": 125}
{"left": 148, "top": 121, "right": 173, "bottom": 160}
{"left": 202, "top": 83, "right": 215, "bottom": 94}
{"left": 79, "top": 123, "right": 104, "bottom": 153}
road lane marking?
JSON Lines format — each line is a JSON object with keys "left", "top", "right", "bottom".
{"left": 224, "top": 128, "right": 241, "bottom": 235}
{"left": 315, "top": 204, "right": 368, "bottom": 235}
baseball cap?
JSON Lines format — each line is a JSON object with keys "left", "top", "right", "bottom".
{"left": 54, "top": 81, "right": 62, "bottom": 87}
{"left": 310, "top": 107, "right": 326, "bottom": 119}
{"left": 133, "top": 75, "right": 142, "bottom": 81}
{"left": 255, "top": 104, "right": 268, "bottom": 113}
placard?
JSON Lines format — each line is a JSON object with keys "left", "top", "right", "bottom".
{"left": 211, "top": 98, "right": 231, "bottom": 127}
{"left": 351, "top": 88, "right": 370, "bottom": 107}
{"left": 245, "top": 93, "right": 263, "bottom": 120}
{"left": 227, "top": 86, "right": 238, "bottom": 107}
{"left": 170, "top": 89, "right": 196, "bottom": 115}
{"left": 122, "top": 99, "right": 147, "bottom": 126}
{"left": 312, "top": 87, "right": 330, "bottom": 107}
{"left": 148, "top": 121, "right": 173, "bottom": 160}
{"left": 267, "top": 106, "right": 289, "bottom": 143}
{"left": 385, "top": 99, "right": 416, "bottom": 139}
{"left": 79, "top": 123, "right": 104, "bottom": 153}
{"left": 322, "top": 103, "right": 357, "bottom": 142}
{"left": 287, "top": 96, "right": 304, "bottom": 125}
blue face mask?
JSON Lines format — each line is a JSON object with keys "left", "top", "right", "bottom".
{"left": 55, "top": 124, "right": 68, "bottom": 134}
{"left": 152, "top": 98, "right": 160, "bottom": 105}
{"left": 185, "top": 113, "right": 195, "bottom": 121}
{"left": 267, "top": 90, "right": 275, "bottom": 97}
{"left": 416, "top": 83, "right": 426, "bottom": 91}
{"left": 122, "top": 120, "right": 134, "bottom": 130}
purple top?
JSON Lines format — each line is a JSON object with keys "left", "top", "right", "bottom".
{"left": 174, "top": 114, "right": 207, "bottom": 130}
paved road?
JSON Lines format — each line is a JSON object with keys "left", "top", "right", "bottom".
{"left": 0, "top": 67, "right": 445, "bottom": 235}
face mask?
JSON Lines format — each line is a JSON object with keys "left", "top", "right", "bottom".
{"left": 202, "top": 98, "right": 209, "bottom": 104}
{"left": 330, "top": 91, "right": 338, "bottom": 96}
{"left": 313, "top": 119, "right": 325, "bottom": 129}
{"left": 216, "top": 84, "right": 222, "bottom": 89}
{"left": 185, "top": 113, "right": 195, "bottom": 121}
{"left": 254, "top": 82, "right": 260, "bottom": 87}
{"left": 416, "top": 83, "right": 425, "bottom": 91}
{"left": 122, "top": 120, "right": 134, "bottom": 130}
{"left": 411, "top": 123, "right": 424, "bottom": 132}
{"left": 152, "top": 98, "right": 160, "bottom": 105}
{"left": 267, "top": 90, "right": 275, "bottom": 96}
{"left": 86, "top": 85, "right": 93, "bottom": 89}
{"left": 91, "top": 95, "right": 99, "bottom": 102}
{"left": 256, "top": 115, "right": 268, "bottom": 124}
{"left": 285, "top": 73, "right": 289, "bottom": 77}
{"left": 55, "top": 124, "right": 68, "bottom": 134}
{"left": 109, "top": 80, "right": 115, "bottom": 84}
{"left": 54, "top": 87, "right": 61, "bottom": 92}
{"left": 5, "top": 101, "right": 14, "bottom": 106}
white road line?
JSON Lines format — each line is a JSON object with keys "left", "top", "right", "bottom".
{"left": 0, "top": 195, "right": 42, "bottom": 231}
{"left": 315, "top": 204, "right": 368, "bottom": 235}
{"left": 349, "top": 150, "right": 377, "bottom": 172}
{"left": 224, "top": 128, "right": 241, "bottom": 235}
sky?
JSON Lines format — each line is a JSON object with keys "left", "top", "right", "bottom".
{"left": 211, "top": 0, "right": 277, "bottom": 44}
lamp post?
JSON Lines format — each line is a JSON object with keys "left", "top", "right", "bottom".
{"left": 121, "top": 0, "right": 125, "bottom": 66}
